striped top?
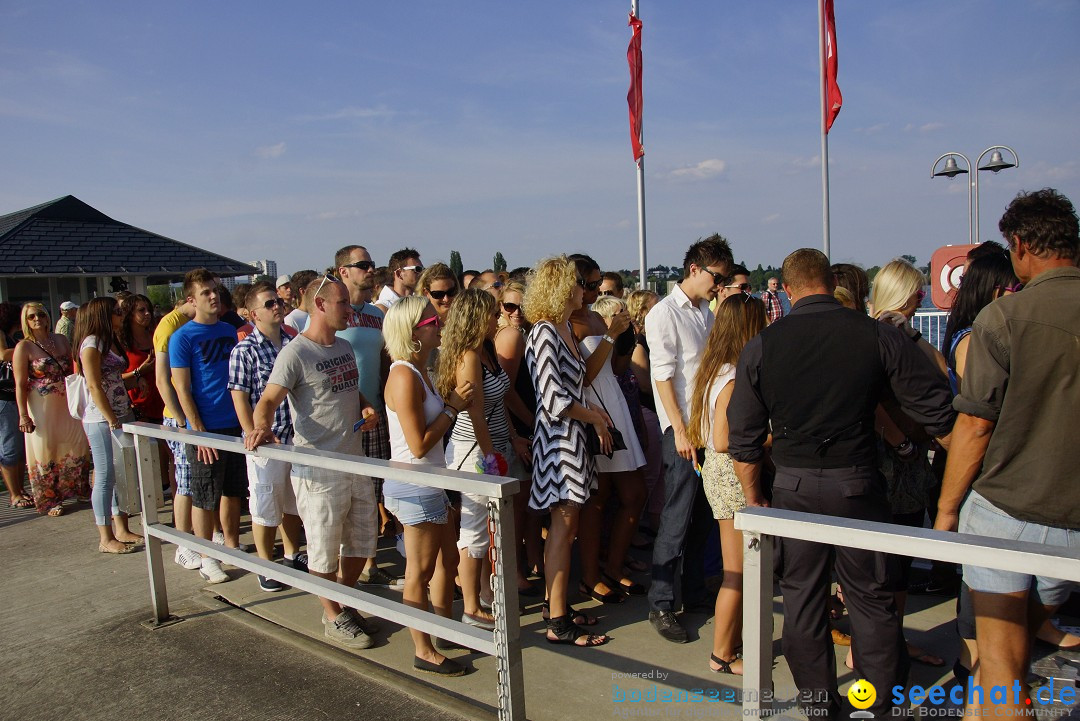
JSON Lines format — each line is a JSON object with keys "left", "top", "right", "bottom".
{"left": 450, "top": 341, "right": 510, "bottom": 452}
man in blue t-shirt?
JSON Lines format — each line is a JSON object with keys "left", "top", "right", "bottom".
{"left": 170, "top": 268, "right": 245, "bottom": 584}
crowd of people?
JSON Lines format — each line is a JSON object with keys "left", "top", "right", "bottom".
{"left": 0, "top": 188, "right": 1076, "bottom": 714}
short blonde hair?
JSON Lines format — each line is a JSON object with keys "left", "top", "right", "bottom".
{"left": 869, "top": 259, "right": 925, "bottom": 318}
{"left": 523, "top": 256, "right": 577, "bottom": 324}
{"left": 20, "top": 302, "right": 48, "bottom": 340}
{"left": 591, "top": 294, "right": 626, "bottom": 321}
{"left": 382, "top": 295, "right": 430, "bottom": 361}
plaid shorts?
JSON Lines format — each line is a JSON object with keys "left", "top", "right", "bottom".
{"left": 291, "top": 465, "right": 378, "bottom": 574}
{"left": 163, "top": 417, "right": 191, "bottom": 496}
{"left": 361, "top": 411, "right": 391, "bottom": 500}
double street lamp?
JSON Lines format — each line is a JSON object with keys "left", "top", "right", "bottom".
{"left": 931, "top": 145, "right": 1020, "bottom": 244}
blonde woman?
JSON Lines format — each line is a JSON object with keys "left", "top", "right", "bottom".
{"left": 13, "top": 302, "right": 92, "bottom": 515}
{"left": 686, "top": 294, "right": 767, "bottom": 675}
{"left": 436, "top": 289, "right": 529, "bottom": 629}
{"left": 868, "top": 259, "right": 946, "bottom": 374}
{"left": 383, "top": 295, "right": 474, "bottom": 676}
{"left": 625, "top": 289, "right": 663, "bottom": 534}
{"left": 525, "top": 256, "right": 610, "bottom": 647}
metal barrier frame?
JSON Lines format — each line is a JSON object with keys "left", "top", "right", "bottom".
{"left": 735, "top": 506, "right": 1080, "bottom": 716}
{"left": 125, "top": 421, "right": 525, "bottom": 721}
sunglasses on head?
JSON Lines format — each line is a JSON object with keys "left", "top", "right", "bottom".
{"left": 502, "top": 301, "right": 521, "bottom": 314}
{"left": 342, "top": 260, "right": 375, "bottom": 272}
{"left": 726, "top": 282, "right": 751, "bottom": 292}
{"left": 428, "top": 288, "right": 458, "bottom": 301}
{"left": 314, "top": 272, "right": 343, "bottom": 299}
{"left": 415, "top": 314, "right": 442, "bottom": 329}
{"left": 997, "top": 282, "right": 1024, "bottom": 294}
{"left": 261, "top": 297, "right": 287, "bottom": 310}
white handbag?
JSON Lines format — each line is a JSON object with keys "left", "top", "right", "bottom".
{"left": 65, "top": 372, "right": 89, "bottom": 420}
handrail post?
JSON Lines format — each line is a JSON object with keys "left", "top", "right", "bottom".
{"left": 134, "top": 433, "right": 170, "bottom": 624}
{"left": 489, "top": 496, "right": 525, "bottom": 721}
{"left": 742, "top": 530, "right": 774, "bottom": 716}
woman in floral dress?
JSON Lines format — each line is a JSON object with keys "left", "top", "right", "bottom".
{"left": 13, "top": 302, "right": 91, "bottom": 515}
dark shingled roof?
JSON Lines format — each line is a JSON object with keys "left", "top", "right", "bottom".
{"left": 0, "top": 195, "right": 258, "bottom": 277}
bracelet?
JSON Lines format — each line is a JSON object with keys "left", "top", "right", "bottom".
{"left": 442, "top": 407, "right": 458, "bottom": 422}
{"left": 909, "top": 329, "right": 922, "bottom": 343}
{"left": 134, "top": 368, "right": 142, "bottom": 381}
{"left": 601, "top": 334, "right": 615, "bottom": 345}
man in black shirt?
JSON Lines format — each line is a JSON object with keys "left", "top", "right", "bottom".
{"left": 728, "top": 248, "right": 954, "bottom": 720}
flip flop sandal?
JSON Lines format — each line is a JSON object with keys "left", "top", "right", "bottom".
{"left": 709, "top": 653, "right": 741, "bottom": 675}
{"left": 47, "top": 505, "right": 65, "bottom": 517}
{"left": 9, "top": 495, "right": 34, "bottom": 509}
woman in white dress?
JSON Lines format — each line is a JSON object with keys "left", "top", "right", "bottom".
{"left": 570, "top": 256, "right": 647, "bottom": 604}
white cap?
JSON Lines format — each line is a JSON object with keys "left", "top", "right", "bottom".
{"left": 60, "top": 301, "right": 78, "bottom": 311}
{"left": 276, "top": 274, "right": 291, "bottom": 288}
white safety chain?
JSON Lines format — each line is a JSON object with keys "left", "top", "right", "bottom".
{"left": 487, "top": 500, "right": 513, "bottom": 720}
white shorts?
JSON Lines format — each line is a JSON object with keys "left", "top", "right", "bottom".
{"left": 246, "top": 454, "right": 297, "bottom": 527}
{"left": 447, "top": 437, "right": 505, "bottom": 559}
{"left": 291, "top": 465, "right": 377, "bottom": 575}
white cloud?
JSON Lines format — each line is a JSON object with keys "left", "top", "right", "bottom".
{"left": 307, "top": 209, "right": 362, "bottom": 221}
{"left": 856, "top": 123, "right": 888, "bottom": 134}
{"left": 254, "top": 142, "right": 287, "bottom": 159}
{"left": 666, "top": 158, "right": 726, "bottom": 181}
{"left": 791, "top": 155, "right": 821, "bottom": 169}
{"left": 762, "top": 213, "right": 781, "bottom": 224}
{"left": 297, "top": 105, "right": 397, "bottom": 122}
{"left": 919, "top": 122, "right": 945, "bottom": 133}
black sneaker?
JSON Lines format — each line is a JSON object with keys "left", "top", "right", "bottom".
{"left": 284, "top": 552, "right": 309, "bottom": 574}
{"left": 259, "top": 575, "right": 285, "bottom": 592}
{"left": 649, "top": 610, "right": 688, "bottom": 643}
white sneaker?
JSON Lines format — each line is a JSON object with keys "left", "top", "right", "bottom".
{"left": 322, "top": 610, "right": 374, "bottom": 649}
{"left": 174, "top": 546, "right": 202, "bottom": 570}
{"left": 199, "top": 557, "right": 229, "bottom": 584}
{"left": 212, "top": 530, "right": 225, "bottom": 545}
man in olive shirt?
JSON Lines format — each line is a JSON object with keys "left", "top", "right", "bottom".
{"left": 935, "top": 189, "right": 1080, "bottom": 715}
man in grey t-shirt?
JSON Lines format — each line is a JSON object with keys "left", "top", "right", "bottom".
{"left": 249, "top": 276, "right": 379, "bottom": 649}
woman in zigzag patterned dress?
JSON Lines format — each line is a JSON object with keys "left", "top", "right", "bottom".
{"left": 523, "top": 256, "right": 612, "bottom": 648}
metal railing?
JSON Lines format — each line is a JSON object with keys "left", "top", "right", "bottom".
{"left": 912, "top": 309, "right": 949, "bottom": 351}
{"left": 124, "top": 421, "right": 525, "bottom": 721}
{"left": 735, "top": 506, "right": 1080, "bottom": 716}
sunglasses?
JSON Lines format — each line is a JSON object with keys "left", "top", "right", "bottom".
{"left": 428, "top": 288, "right": 458, "bottom": 301}
{"left": 487, "top": 281, "right": 504, "bottom": 290}
{"left": 26, "top": 313, "right": 47, "bottom": 320}
{"left": 584, "top": 279, "right": 602, "bottom": 291}
{"left": 502, "top": 302, "right": 521, "bottom": 314}
{"left": 415, "top": 314, "right": 442, "bottom": 330}
{"left": 261, "top": 297, "right": 287, "bottom": 310}
{"left": 703, "top": 268, "right": 730, "bottom": 287}
{"left": 342, "top": 260, "right": 375, "bottom": 272}
{"left": 400, "top": 264, "right": 424, "bottom": 274}
{"left": 314, "top": 272, "right": 343, "bottom": 299}
{"left": 725, "top": 283, "right": 751, "bottom": 292}
{"left": 113, "top": 308, "right": 124, "bottom": 317}
{"left": 998, "top": 282, "right": 1024, "bottom": 294}
{"left": 915, "top": 289, "right": 926, "bottom": 303}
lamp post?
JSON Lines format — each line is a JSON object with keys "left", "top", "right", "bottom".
{"left": 931, "top": 152, "right": 972, "bottom": 244}
{"left": 932, "top": 146, "right": 1020, "bottom": 244}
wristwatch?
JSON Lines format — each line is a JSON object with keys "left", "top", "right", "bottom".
{"left": 602, "top": 334, "right": 615, "bottom": 345}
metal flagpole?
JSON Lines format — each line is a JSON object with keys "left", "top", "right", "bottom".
{"left": 818, "top": 0, "right": 831, "bottom": 259}
{"left": 632, "top": 0, "right": 647, "bottom": 290}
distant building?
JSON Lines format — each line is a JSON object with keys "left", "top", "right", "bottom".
{"left": 249, "top": 259, "right": 278, "bottom": 280}
{"left": 0, "top": 195, "right": 257, "bottom": 310}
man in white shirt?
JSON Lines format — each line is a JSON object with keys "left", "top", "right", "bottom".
{"left": 283, "top": 269, "right": 318, "bottom": 333}
{"left": 374, "top": 248, "right": 422, "bottom": 313}
{"left": 644, "top": 234, "right": 733, "bottom": 643}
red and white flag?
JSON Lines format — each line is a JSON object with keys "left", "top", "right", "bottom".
{"left": 824, "top": 0, "right": 842, "bottom": 132}
{"left": 627, "top": 13, "right": 644, "bottom": 161}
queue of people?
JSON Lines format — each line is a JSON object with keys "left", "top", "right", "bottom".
{"left": 0, "top": 188, "right": 1076, "bottom": 711}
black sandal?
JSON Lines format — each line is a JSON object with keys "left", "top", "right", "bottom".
{"left": 546, "top": 614, "right": 608, "bottom": 647}
{"left": 542, "top": 601, "right": 598, "bottom": 626}
{"left": 603, "top": 571, "right": 646, "bottom": 596}
{"left": 579, "top": 581, "right": 625, "bottom": 604}
{"left": 709, "top": 653, "right": 739, "bottom": 675}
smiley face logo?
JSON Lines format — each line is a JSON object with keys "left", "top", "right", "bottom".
{"left": 847, "top": 679, "right": 876, "bottom": 710}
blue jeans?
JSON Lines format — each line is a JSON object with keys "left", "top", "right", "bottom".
{"left": 648, "top": 427, "right": 709, "bottom": 612}
{"left": 84, "top": 417, "right": 132, "bottom": 526}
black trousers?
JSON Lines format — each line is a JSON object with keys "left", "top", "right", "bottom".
{"left": 772, "top": 464, "right": 908, "bottom": 720}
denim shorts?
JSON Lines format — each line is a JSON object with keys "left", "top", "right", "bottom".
{"left": 385, "top": 492, "right": 450, "bottom": 526}
{"left": 0, "top": 400, "right": 22, "bottom": 466}
{"left": 959, "top": 489, "right": 1079, "bottom": 605}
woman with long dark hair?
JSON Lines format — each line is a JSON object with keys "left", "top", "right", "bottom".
{"left": 686, "top": 294, "right": 768, "bottom": 675}
{"left": 120, "top": 294, "right": 164, "bottom": 422}
{"left": 75, "top": 297, "right": 141, "bottom": 553}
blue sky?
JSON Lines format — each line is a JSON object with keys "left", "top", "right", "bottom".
{"left": 2, "top": 1, "right": 1078, "bottom": 276}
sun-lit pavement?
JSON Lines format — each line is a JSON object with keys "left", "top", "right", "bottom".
{"left": 2, "top": 493, "right": 1075, "bottom": 720}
